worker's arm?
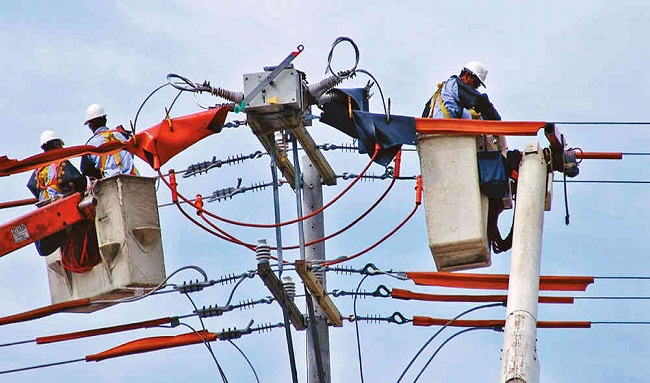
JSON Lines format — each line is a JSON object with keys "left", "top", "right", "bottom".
{"left": 60, "top": 160, "right": 87, "bottom": 193}
{"left": 457, "top": 81, "right": 501, "bottom": 121}
{"left": 80, "top": 155, "right": 102, "bottom": 180}
{"left": 26, "top": 171, "right": 39, "bottom": 199}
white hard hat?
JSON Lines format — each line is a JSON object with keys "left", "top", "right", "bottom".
{"left": 464, "top": 61, "right": 488, "bottom": 87}
{"left": 40, "top": 130, "right": 64, "bottom": 149}
{"left": 84, "top": 104, "right": 107, "bottom": 125}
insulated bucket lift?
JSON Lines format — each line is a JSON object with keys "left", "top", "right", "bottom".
{"left": 45, "top": 175, "right": 166, "bottom": 312}
{"left": 417, "top": 133, "right": 509, "bottom": 272}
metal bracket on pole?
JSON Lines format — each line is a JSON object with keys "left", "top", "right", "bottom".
{"left": 257, "top": 263, "right": 306, "bottom": 331}
{"left": 295, "top": 260, "right": 342, "bottom": 327}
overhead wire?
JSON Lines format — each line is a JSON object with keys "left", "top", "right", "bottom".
{"left": 226, "top": 339, "right": 260, "bottom": 383}
{"left": 157, "top": 149, "right": 379, "bottom": 230}
{"left": 178, "top": 322, "right": 229, "bottom": 383}
{"left": 552, "top": 121, "right": 650, "bottom": 125}
{"left": 412, "top": 327, "right": 497, "bottom": 383}
{"left": 132, "top": 83, "right": 170, "bottom": 132}
{"left": 325, "top": 36, "right": 388, "bottom": 115}
{"left": 556, "top": 180, "right": 650, "bottom": 184}
{"left": 396, "top": 302, "right": 503, "bottom": 383}
{"left": 181, "top": 293, "right": 228, "bottom": 383}
{"left": 322, "top": 197, "right": 420, "bottom": 267}
{"left": 353, "top": 274, "right": 370, "bottom": 383}
{"left": 92, "top": 265, "right": 208, "bottom": 305}
{"left": 277, "top": 177, "right": 397, "bottom": 251}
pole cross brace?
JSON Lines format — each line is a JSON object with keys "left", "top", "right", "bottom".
{"left": 295, "top": 260, "right": 343, "bottom": 327}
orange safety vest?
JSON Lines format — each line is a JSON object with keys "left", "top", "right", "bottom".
{"left": 35, "top": 162, "right": 65, "bottom": 200}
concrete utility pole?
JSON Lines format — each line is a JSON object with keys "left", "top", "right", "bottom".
{"left": 302, "top": 155, "right": 331, "bottom": 383}
{"left": 500, "top": 142, "right": 547, "bottom": 383}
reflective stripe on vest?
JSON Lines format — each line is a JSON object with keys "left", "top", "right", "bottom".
{"left": 97, "top": 130, "right": 137, "bottom": 176}
{"left": 35, "top": 162, "right": 64, "bottom": 200}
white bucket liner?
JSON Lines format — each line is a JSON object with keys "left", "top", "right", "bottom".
{"left": 45, "top": 175, "right": 166, "bottom": 312}
{"left": 417, "top": 134, "right": 491, "bottom": 272}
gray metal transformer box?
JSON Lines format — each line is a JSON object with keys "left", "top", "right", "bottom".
{"left": 243, "top": 67, "right": 308, "bottom": 133}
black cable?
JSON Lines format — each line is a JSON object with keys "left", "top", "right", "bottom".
{"left": 182, "top": 295, "right": 229, "bottom": 383}
{"left": 279, "top": 293, "right": 300, "bottom": 383}
{"left": 554, "top": 180, "right": 650, "bottom": 184}
{"left": 0, "top": 358, "right": 85, "bottom": 375}
{"left": 622, "top": 152, "right": 650, "bottom": 156}
{"left": 133, "top": 83, "right": 170, "bottom": 132}
{"left": 594, "top": 276, "right": 650, "bottom": 280}
{"left": 167, "top": 89, "right": 184, "bottom": 115}
{"left": 553, "top": 121, "right": 650, "bottom": 125}
{"left": 325, "top": 36, "right": 359, "bottom": 78}
{"left": 226, "top": 340, "right": 260, "bottom": 383}
{"left": 592, "top": 321, "right": 650, "bottom": 325}
{"left": 324, "top": 36, "right": 388, "bottom": 115}
{"left": 412, "top": 327, "right": 494, "bottom": 383}
{"left": 305, "top": 292, "right": 327, "bottom": 383}
{"left": 396, "top": 302, "right": 502, "bottom": 383}
{"left": 224, "top": 275, "right": 250, "bottom": 307}
{"left": 575, "top": 296, "right": 650, "bottom": 300}
{"left": 353, "top": 274, "right": 370, "bottom": 383}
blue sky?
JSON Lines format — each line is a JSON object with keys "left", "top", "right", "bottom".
{"left": 0, "top": 1, "right": 649, "bottom": 382}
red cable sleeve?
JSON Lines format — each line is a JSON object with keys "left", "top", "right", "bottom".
{"left": 412, "top": 316, "right": 591, "bottom": 329}
{"left": 158, "top": 150, "right": 380, "bottom": 229}
{"left": 575, "top": 151, "right": 623, "bottom": 160}
{"left": 393, "top": 150, "right": 402, "bottom": 178}
{"left": 323, "top": 201, "right": 420, "bottom": 267}
{"left": 391, "top": 288, "right": 574, "bottom": 304}
{"left": 406, "top": 272, "right": 594, "bottom": 291}
{"left": 0, "top": 298, "right": 92, "bottom": 326}
{"left": 85, "top": 330, "right": 217, "bottom": 362}
{"left": 36, "top": 317, "right": 174, "bottom": 345}
{"left": 0, "top": 197, "right": 38, "bottom": 210}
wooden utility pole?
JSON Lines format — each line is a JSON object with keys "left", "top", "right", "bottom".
{"left": 302, "top": 155, "right": 331, "bottom": 383}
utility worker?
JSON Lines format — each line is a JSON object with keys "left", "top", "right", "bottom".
{"left": 422, "top": 61, "right": 501, "bottom": 121}
{"left": 26, "top": 130, "right": 87, "bottom": 256}
{"left": 80, "top": 104, "right": 138, "bottom": 180}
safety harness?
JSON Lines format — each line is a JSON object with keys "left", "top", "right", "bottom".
{"left": 95, "top": 129, "right": 138, "bottom": 176}
{"left": 428, "top": 82, "right": 451, "bottom": 118}
{"left": 428, "top": 80, "right": 482, "bottom": 120}
{"left": 35, "top": 162, "right": 65, "bottom": 200}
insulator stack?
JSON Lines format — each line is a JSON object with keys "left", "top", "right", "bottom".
{"left": 308, "top": 74, "right": 345, "bottom": 100}
{"left": 255, "top": 239, "right": 271, "bottom": 264}
{"left": 215, "top": 273, "right": 243, "bottom": 285}
{"left": 312, "top": 269, "right": 325, "bottom": 283}
{"left": 254, "top": 322, "right": 279, "bottom": 333}
{"left": 210, "top": 87, "right": 244, "bottom": 103}
{"left": 275, "top": 131, "right": 288, "bottom": 156}
{"left": 237, "top": 299, "right": 256, "bottom": 311}
{"left": 282, "top": 276, "right": 296, "bottom": 301}
{"left": 317, "top": 92, "right": 347, "bottom": 106}
{"left": 332, "top": 266, "right": 357, "bottom": 275}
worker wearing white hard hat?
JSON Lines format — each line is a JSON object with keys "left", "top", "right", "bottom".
{"left": 80, "top": 104, "right": 138, "bottom": 180}
{"left": 27, "top": 130, "right": 87, "bottom": 256}
{"left": 422, "top": 60, "right": 500, "bottom": 121}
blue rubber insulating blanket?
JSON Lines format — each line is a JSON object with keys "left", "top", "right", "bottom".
{"left": 320, "top": 88, "right": 416, "bottom": 166}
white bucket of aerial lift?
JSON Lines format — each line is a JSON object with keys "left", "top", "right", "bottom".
{"left": 45, "top": 175, "right": 166, "bottom": 312}
{"left": 417, "top": 134, "right": 491, "bottom": 272}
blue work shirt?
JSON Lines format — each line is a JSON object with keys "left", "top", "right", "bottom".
{"left": 432, "top": 76, "right": 473, "bottom": 119}
{"left": 81, "top": 126, "right": 138, "bottom": 179}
